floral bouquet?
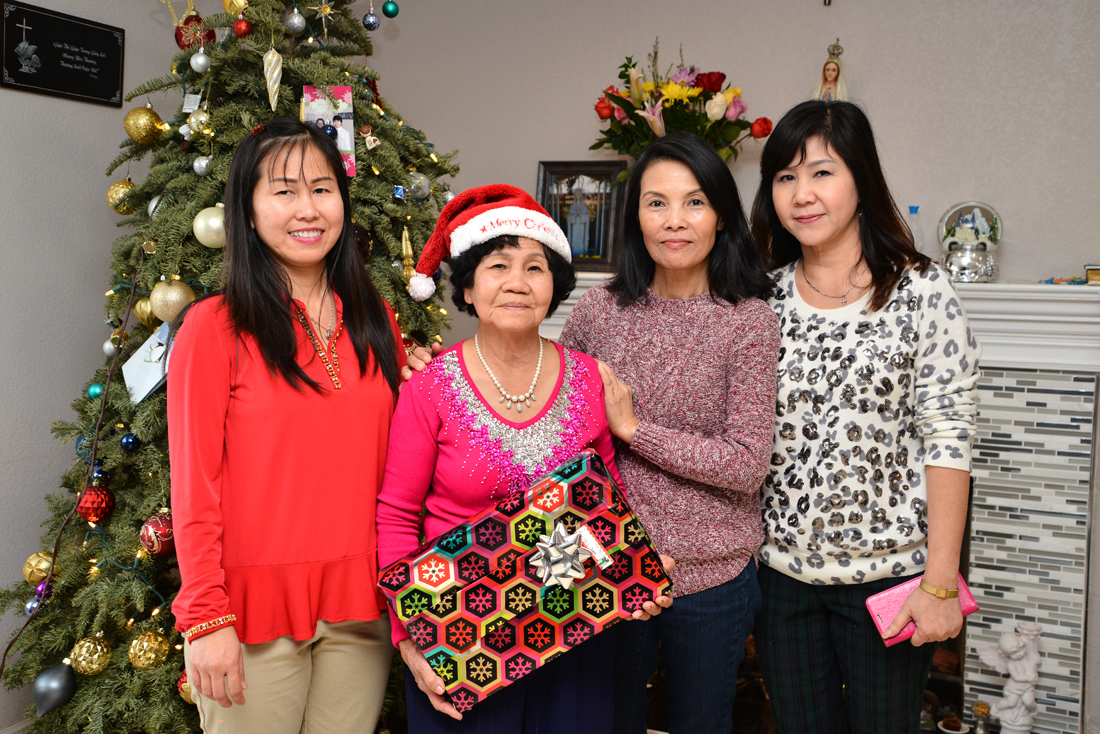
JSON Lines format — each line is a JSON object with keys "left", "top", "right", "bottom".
{"left": 592, "top": 39, "right": 771, "bottom": 170}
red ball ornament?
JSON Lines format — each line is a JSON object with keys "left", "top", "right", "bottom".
{"left": 175, "top": 14, "right": 215, "bottom": 50}
{"left": 76, "top": 485, "right": 115, "bottom": 523}
{"left": 139, "top": 511, "right": 175, "bottom": 557}
{"left": 232, "top": 17, "right": 253, "bottom": 38}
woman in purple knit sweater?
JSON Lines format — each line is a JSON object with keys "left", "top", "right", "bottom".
{"left": 559, "top": 132, "right": 779, "bottom": 734}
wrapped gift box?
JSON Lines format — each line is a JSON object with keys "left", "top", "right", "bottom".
{"left": 379, "top": 449, "right": 672, "bottom": 712}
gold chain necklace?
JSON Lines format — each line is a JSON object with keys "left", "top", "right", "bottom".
{"left": 294, "top": 305, "right": 343, "bottom": 389}
{"left": 802, "top": 261, "right": 867, "bottom": 306}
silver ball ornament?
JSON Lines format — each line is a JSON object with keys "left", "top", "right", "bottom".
{"left": 408, "top": 171, "right": 431, "bottom": 201}
{"left": 25, "top": 598, "right": 40, "bottom": 616}
{"left": 103, "top": 339, "right": 117, "bottom": 357}
{"left": 284, "top": 8, "right": 307, "bottom": 34}
{"left": 362, "top": 12, "right": 380, "bottom": 31}
{"left": 193, "top": 156, "right": 212, "bottom": 176}
{"left": 190, "top": 48, "right": 211, "bottom": 74}
{"left": 442, "top": 188, "right": 457, "bottom": 204}
{"left": 148, "top": 194, "right": 163, "bottom": 218}
{"left": 193, "top": 204, "right": 226, "bottom": 248}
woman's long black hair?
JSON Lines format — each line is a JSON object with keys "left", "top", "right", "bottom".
{"left": 750, "top": 100, "right": 930, "bottom": 311}
{"left": 175, "top": 117, "right": 399, "bottom": 396}
{"left": 607, "top": 131, "right": 771, "bottom": 307}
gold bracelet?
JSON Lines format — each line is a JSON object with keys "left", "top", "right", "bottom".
{"left": 919, "top": 579, "right": 959, "bottom": 599}
{"left": 184, "top": 614, "right": 237, "bottom": 641}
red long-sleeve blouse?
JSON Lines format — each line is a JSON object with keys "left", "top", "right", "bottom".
{"left": 168, "top": 294, "right": 405, "bottom": 645}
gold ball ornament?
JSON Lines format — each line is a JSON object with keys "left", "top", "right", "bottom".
{"left": 132, "top": 296, "right": 160, "bottom": 329}
{"left": 149, "top": 276, "right": 196, "bottom": 323}
{"left": 178, "top": 670, "right": 194, "bottom": 704}
{"left": 123, "top": 104, "right": 166, "bottom": 145}
{"left": 193, "top": 203, "right": 226, "bottom": 248}
{"left": 70, "top": 634, "right": 112, "bottom": 676}
{"left": 186, "top": 108, "right": 210, "bottom": 135}
{"left": 223, "top": 0, "right": 247, "bottom": 13}
{"left": 107, "top": 178, "right": 137, "bottom": 215}
{"left": 23, "top": 551, "right": 57, "bottom": 585}
{"left": 128, "top": 630, "right": 170, "bottom": 670}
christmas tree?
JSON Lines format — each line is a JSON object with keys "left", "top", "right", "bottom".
{"left": 0, "top": 0, "right": 456, "bottom": 730}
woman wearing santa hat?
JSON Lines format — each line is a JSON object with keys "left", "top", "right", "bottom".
{"left": 377, "top": 184, "right": 672, "bottom": 733}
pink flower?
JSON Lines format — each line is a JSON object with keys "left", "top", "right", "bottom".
{"left": 639, "top": 101, "right": 666, "bottom": 136}
{"left": 669, "top": 66, "right": 698, "bottom": 86}
{"left": 725, "top": 96, "right": 748, "bottom": 121}
{"left": 613, "top": 104, "right": 628, "bottom": 122}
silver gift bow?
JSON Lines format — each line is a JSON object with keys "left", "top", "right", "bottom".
{"left": 530, "top": 522, "right": 592, "bottom": 589}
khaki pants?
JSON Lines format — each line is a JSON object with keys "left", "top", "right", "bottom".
{"left": 184, "top": 618, "right": 392, "bottom": 734}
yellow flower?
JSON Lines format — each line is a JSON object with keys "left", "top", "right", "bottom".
{"left": 642, "top": 81, "right": 657, "bottom": 95}
{"left": 660, "top": 82, "right": 702, "bottom": 106}
{"left": 723, "top": 87, "right": 742, "bottom": 103}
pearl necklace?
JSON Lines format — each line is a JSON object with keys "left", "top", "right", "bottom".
{"left": 802, "top": 261, "right": 867, "bottom": 306}
{"left": 474, "top": 332, "right": 543, "bottom": 414}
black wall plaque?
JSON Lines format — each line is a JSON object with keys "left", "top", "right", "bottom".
{"left": 2, "top": 1, "right": 124, "bottom": 107}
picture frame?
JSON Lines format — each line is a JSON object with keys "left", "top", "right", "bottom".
{"left": 536, "top": 160, "right": 627, "bottom": 272}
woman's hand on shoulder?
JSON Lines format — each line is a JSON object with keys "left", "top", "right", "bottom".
{"left": 597, "top": 360, "right": 640, "bottom": 444}
{"left": 883, "top": 583, "right": 964, "bottom": 647}
{"left": 187, "top": 625, "right": 246, "bottom": 708}
{"left": 631, "top": 554, "right": 675, "bottom": 621}
{"left": 401, "top": 341, "right": 444, "bottom": 382}
{"left": 399, "top": 638, "right": 463, "bottom": 720}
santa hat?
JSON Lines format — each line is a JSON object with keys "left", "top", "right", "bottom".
{"left": 408, "top": 184, "right": 570, "bottom": 301}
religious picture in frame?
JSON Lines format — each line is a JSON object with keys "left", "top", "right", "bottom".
{"left": 535, "top": 161, "right": 627, "bottom": 272}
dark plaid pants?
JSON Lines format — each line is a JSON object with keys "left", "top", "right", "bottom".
{"left": 754, "top": 565, "right": 937, "bottom": 734}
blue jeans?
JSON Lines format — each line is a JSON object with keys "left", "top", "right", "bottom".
{"left": 613, "top": 561, "right": 762, "bottom": 734}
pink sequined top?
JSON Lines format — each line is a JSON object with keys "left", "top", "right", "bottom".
{"left": 376, "top": 341, "right": 622, "bottom": 645}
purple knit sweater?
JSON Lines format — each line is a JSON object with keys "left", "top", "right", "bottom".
{"left": 560, "top": 284, "right": 780, "bottom": 596}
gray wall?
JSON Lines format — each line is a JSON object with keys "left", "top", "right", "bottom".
{"left": 2, "top": 0, "right": 1097, "bottom": 727}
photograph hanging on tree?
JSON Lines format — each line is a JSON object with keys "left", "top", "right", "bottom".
{"left": 302, "top": 84, "right": 357, "bottom": 176}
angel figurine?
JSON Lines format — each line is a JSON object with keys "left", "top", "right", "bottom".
{"left": 812, "top": 39, "right": 848, "bottom": 102}
{"left": 978, "top": 622, "right": 1042, "bottom": 734}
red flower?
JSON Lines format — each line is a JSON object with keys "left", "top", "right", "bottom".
{"left": 750, "top": 117, "right": 773, "bottom": 138}
{"left": 695, "top": 72, "right": 726, "bottom": 93}
{"left": 594, "top": 98, "right": 614, "bottom": 120}
{"left": 604, "top": 85, "right": 624, "bottom": 98}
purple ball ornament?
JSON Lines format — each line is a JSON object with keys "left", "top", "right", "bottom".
{"left": 35, "top": 580, "right": 52, "bottom": 602}
{"left": 362, "top": 11, "right": 380, "bottom": 31}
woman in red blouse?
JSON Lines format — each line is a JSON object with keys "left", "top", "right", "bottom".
{"left": 168, "top": 118, "right": 404, "bottom": 734}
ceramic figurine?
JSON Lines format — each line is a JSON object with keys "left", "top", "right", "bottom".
{"left": 812, "top": 39, "right": 848, "bottom": 102}
{"left": 978, "top": 622, "right": 1042, "bottom": 734}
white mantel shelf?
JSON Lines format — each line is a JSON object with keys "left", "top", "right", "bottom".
{"left": 954, "top": 282, "right": 1100, "bottom": 372}
{"left": 545, "top": 276, "right": 1100, "bottom": 374}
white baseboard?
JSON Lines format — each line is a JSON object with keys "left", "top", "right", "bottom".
{"left": 0, "top": 720, "right": 31, "bottom": 734}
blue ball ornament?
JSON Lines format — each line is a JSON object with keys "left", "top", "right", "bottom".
{"left": 121, "top": 433, "right": 142, "bottom": 452}
{"left": 87, "top": 383, "right": 104, "bottom": 400}
{"left": 433, "top": 268, "right": 443, "bottom": 282}
{"left": 75, "top": 435, "right": 91, "bottom": 458}
{"left": 322, "top": 124, "right": 338, "bottom": 141}
{"left": 362, "top": 11, "right": 380, "bottom": 30}
{"left": 382, "top": 0, "right": 399, "bottom": 18}
{"left": 24, "top": 598, "right": 40, "bottom": 616}
{"left": 92, "top": 466, "right": 110, "bottom": 483}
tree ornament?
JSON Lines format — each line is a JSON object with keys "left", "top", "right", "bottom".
{"left": 307, "top": 2, "right": 335, "bottom": 38}
{"left": 103, "top": 338, "right": 117, "bottom": 357}
{"left": 121, "top": 433, "right": 142, "bottom": 452}
{"left": 23, "top": 551, "right": 57, "bottom": 585}
{"left": 393, "top": 185, "right": 407, "bottom": 201}
{"left": 132, "top": 296, "right": 160, "bottom": 329}
{"left": 107, "top": 178, "right": 136, "bottom": 215}
{"left": 232, "top": 16, "right": 252, "bottom": 38}
{"left": 148, "top": 194, "right": 164, "bottom": 218}
{"left": 190, "top": 46, "right": 211, "bottom": 74}
{"left": 382, "top": 1, "right": 399, "bottom": 18}
{"left": 322, "top": 124, "right": 338, "bottom": 140}
{"left": 32, "top": 662, "right": 76, "bottom": 716}
{"left": 442, "top": 186, "right": 456, "bottom": 204}
{"left": 408, "top": 170, "right": 431, "bottom": 201}
{"left": 70, "top": 634, "right": 112, "bottom": 676}
{"left": 187, "top": 108, "right": 209, "bottom": 135}
{"left": 150, "top": 276, "right": 196, "bottom": 322}
{"left": 178, "top": 670, "right": 195, "bottom": 704}
{"left": 193, "top": 204, "right": 226, "bottom": 248}
{"left": 124, "top": 104, "right": 166, "bottom": 145}
{"left": 175, "top": 12, "right": 214, "bottom": 50}
{"left": 353, "top": 224, "right": 373, "bottom": 258}
{"left": 140, "top": 511, "right": 175, "bottom": 557}
{"left": 35, "top": 579, "right": 52, "bottom": 601}
{"left": 87, "top": 382, "right": 105, "bottom": 399}
{"left": 110, "top": 328, "right": 129, "bottom": 348}
{"left": 362, "top": 10, "right": 380, "bottom": 31}
{"left": 284, "top": 7, "right": 307, "bottom": 33}
{"left": 263, "top": 47, "right": 282, "bottom": 112}
{"left": 179, "top": 123, "right": 192, "bottom": 141}
{"left": 92, "top": 463, "right": 110, "bottom": 483}
{"left": 77, "top": 483, "right": 115, "bottom": 523}
{"left": 192, "top": 155, "right": 212, "bottom": 176}
{"left": 128, "top": 630, "right": 170, "bottom": 670}
{"left": 24, "top": 598, "right": 40, "bottom": 616}
{"left": 223, "top": 0, "right": 247, "bottom": 14}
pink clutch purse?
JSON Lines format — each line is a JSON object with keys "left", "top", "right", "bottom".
{"left": 865, "top": 573, "right": 978, "bottom": 647}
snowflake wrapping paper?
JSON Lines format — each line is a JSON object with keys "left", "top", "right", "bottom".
{"left": 378, "top": 449, "right": 673, "bottom": 712}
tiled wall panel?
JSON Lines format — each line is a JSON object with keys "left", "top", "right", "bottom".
{"left": 965, "top": 370, "right": 1096, "bottom": 734}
